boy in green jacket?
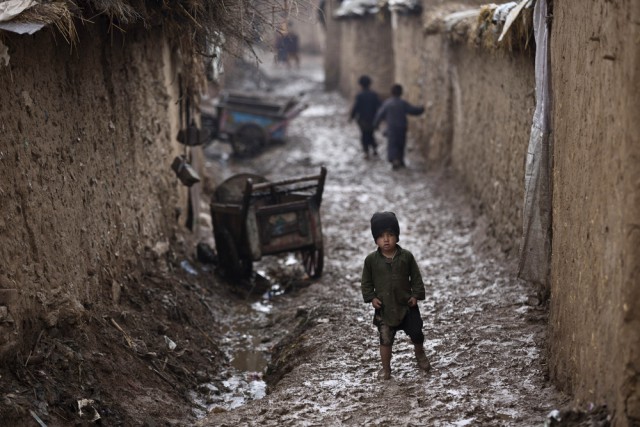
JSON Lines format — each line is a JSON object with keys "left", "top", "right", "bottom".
{"left": 361, "top": 211, "right": 431, "bottom": 380}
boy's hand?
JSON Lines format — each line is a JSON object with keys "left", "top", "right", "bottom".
{"left": 372, "top": 298, "right": 382, "bottom": 309}
{"left": 407, "top": 297, "right": 417, "bottom": 307}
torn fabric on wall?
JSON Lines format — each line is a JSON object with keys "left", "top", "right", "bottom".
{"left": 518, "top": 0, "right": 552, "bottom": 286}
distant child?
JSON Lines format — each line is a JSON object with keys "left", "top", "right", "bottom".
{"left": 284, "top": 27, "right": 300, "bottom": 69}
{"left": 274, "top": 22, "right": 289, "bottom": 66}
{"left": 349, "top": 75, "right": 381, "bottom": 159}
{"left": 373, "top": 84, "right": 425, "bottom": 169}
{"left": 361, "top": 211, "right": 431, "bottom": 380}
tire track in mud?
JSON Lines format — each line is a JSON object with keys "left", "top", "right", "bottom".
{"left": 201, "top": 58, "right": 567, "bottom": 426}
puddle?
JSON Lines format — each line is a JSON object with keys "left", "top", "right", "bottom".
{"left": 190, "top": 371, "right": 267, "bottom": 418}
{"left": 231, "top": 349, "right": 267, "bottom": 372}
{"left": 190, "top": 273, "right": 288, "bottom": 418}
{"left": 197, "top": 260, "right": 309, "bottom": 413}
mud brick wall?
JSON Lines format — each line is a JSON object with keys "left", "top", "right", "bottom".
{"left": 418, "top": 0, "right": 498, "bottom": 167}
{"left": 442, "top": 43, "right": 535, "bottom": 256}
{"left": 323, "top": 0, "right": 342, "bottom": 91}
{"left": 420, "top": 30, "right": 454, "bottom": 166}
{"left": 337, "top": 12, "right": 394, "bottom": 102}
{"left": 0, "top": 23, "right": 186, "bottom": 359}
{"left": 548, "top": 1, "right": 640, "bottom": 424}
{"left": 390, "top": 13, "right": 427, "bottom": 146}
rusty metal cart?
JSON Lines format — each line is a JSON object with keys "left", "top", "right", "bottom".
{"left": 202, "top": 91, "right": 307, "bottom": 157}
{"left": 210, "top": 167, "right": 327, "bottom": 279}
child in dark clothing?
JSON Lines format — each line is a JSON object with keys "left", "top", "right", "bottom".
{"left": 361, "top": 211, "right": 431, "bottom": 380}
{"left": 374, "top": 84, "right": 425, "bottom": 169}
{"left": 350, "top": 75, "right": 381, "bottom": 159}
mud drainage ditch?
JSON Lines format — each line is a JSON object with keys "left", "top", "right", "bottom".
{"left": 188, "top": 279, "right": 271, "bottom": 417}
{"left": 188, "top": 257, "right": 306, "bottom": 419}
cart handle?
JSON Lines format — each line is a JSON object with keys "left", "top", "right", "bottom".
{"left": 251, "top": 166, "right": 326, "bottom": 192}
{"left": 251, "top": 166, "right": 327, "bottom": 207}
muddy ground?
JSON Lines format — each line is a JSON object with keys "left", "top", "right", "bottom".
{"left": 0, "top": 53, "right": 610, "bottom": 426}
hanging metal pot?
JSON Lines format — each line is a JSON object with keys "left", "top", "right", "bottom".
{"left": 171, "top": 155, "right": 200, "bottom": 187}
{"left": 177, "top": 119, "right": 202, "bottom": 146}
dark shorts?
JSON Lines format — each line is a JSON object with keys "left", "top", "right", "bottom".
{"left": 376, "top": 306, "right": 424, "bottom": 346}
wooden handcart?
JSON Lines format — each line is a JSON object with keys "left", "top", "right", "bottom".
{"left": 210, "top": 167, "right": 327, "bottom": 279}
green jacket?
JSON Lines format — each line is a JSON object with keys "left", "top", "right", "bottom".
{"left": 361, "top": 245, "right": 425, "bottom": 327}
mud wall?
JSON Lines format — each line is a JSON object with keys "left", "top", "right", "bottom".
{"left": 418, "top": 1, "right": 489, "bottom": 165}
{"left": 447, "top": 44, "right": 535, "bottom": 255}
{"left": 391, "top": 13, "right": 427, "bottom": 143}
{"left": 404, "top": 10, "right": 534, "bottom": 254}
{"left": 337, "top": 12, "right": 394, "bottom": 101}
{"left": 548, "top": 1, "right": 640, "bottom": 423}
{"left": 323, "top": 0, "right": 342, "bottom": 91}
{"left": 0, "top": 23, "right": 187, "bottom": 359}
{"left": 420, "top": 30, "right": 454, "bottom": 165}
{"left": 289, "top": 2, "right": 324, "bottom": 54}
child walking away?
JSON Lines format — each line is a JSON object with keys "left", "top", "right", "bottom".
{"left": 361, "top": 211, "right": 431, "bottom": 380}
{"left": 349, "top": 75, "right": 381, "bottom": 160}
{"left": 373, "top": 84, "right": 425, "bottom": 169}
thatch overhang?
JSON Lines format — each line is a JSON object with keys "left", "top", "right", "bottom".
{"left": 425, "top": 0, "right": 535, "bottom": 54}
{"left": 0, "top": 0, "right": 295, "bottom": 96}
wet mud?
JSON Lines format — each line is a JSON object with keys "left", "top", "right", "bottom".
{"left": 198, "top": 53, "right": 574, "bottom": 426}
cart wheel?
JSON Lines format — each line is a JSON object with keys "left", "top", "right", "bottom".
{"left": 232, "top": 123, "right": 266, "bottom": 158}
{"left": 214, "top": 229, "right": 253, "bottom": 278}
{"left": 301, "top": 244, "right": 324, "bottom": 279}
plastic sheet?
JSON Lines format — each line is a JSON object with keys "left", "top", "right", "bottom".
{"left": 0, "top": 0, "right": 44, "bottom": 35}
{"left": 518, "top": 0, "right": 552, "bottom": 286}
{"left": 334, "top": 0, "right": 379, "bottom": 18}
{"left": 0, "top": 0, "right": 36, "bottom": 22}
{"left": 498, "top": 0, "right": 535, "bottom": 42}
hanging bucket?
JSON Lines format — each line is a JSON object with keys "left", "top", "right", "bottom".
{"left": 171, "top": 155, "right": 200, "bottom": 187}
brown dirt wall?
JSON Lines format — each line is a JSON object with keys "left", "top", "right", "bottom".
{"left": 0, "top": 23, "right": 188, "bottom": 362}
{"left": 323, "top": 0, "right": 342, "bottom": 91}
{"left": 391, "top": 14, "right": 427, "bottom": 143}
{"left": 337, "top": 12, "right": 394, "bottom": 102}
{"left": 446, "top": 44, "right": 535, "bottom": 257}
{"left": 398, "top": 3, "right": 492, "bottom": 166}
{"left": 548, "top": 1, "right": 640, "bottom": 424}
{"left": 420, "top": 32, "right": 455, "bottom": 166}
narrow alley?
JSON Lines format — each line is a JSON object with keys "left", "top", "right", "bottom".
{"left": 198, "top": 52, "right": 568, "bottom": 426}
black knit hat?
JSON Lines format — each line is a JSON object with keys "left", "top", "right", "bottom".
{"left": 370, "top": 211, "right": 400, "bottom": 242}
